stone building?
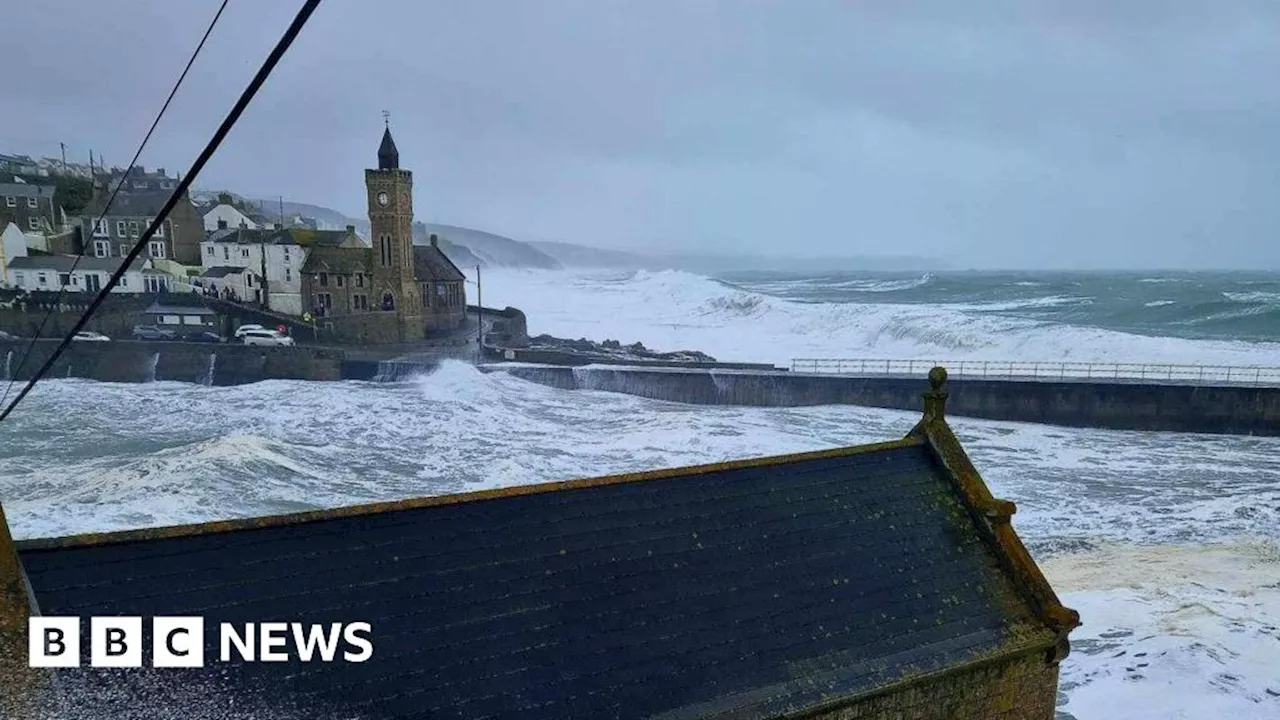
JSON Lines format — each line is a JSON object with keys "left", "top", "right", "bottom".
{"left": 298, "top": 124, "right": 466, "bottom": 343}
{"left": 198, "top": 226, "right": 364, "bottom": 315}
{"left": 78, "top": 190, "right": 204, "bottom": 265}
{"left": 0, "top": 368, "right": 1078, "bottom": 719}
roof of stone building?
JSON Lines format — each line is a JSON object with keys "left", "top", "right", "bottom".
{"left": 206, "top": 227, "right": 357, "bottom": 248}
{"left": 3, "top": 368, "right": 1078, "bottom": 720}
{"left": 413, "top": 242, "right": 465, "bottom": 282}
{"left": 302, "top": 244, "right": 373, "bottom": 275}
{"left": 82, "top": 190, "right": 180, "bottom": 218}
{"left": 0, "top": 182, "right": 56, "bottom": 199}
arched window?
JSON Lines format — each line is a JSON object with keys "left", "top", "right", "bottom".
{"left": 381, "top": 292, "right": 395, "bottom": 311}
{"left": 379, "top": 235, "right": 393, "bottom": 267}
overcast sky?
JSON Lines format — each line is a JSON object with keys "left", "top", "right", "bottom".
{"left": 6, "top": 1, "right": 1280, "bottom": 269}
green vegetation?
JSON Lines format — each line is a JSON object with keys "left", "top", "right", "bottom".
{"left": 16, "top": 173, "right": 93, "bottom": 214}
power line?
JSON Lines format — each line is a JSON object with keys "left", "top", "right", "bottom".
{"left": 0, "top": 0, "right": 324, "bottom": 424}
{"left": 0, "top": 0, "right": 229, "bottom": 411}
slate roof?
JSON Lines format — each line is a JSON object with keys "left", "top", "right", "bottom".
{"left": 200, "top": 265, "right": 249, "bottom": 279}
{"left": 207, "top": 227, "right": 357, "bottom": 248}
{"left": 414, "top": 243, "right": 466, "bottom": 282}
{"left": 302, "top": 244, "right": 372, "bottom": 274}
{"left": 6, "top": 254, "right": 148, "bottom": 273}
{"left": 144, "top": 302, "right": 216, "bottom": 316}
{"left": 83, "top": 191, "right": 190, "bottom": 217}
{"left": 0, "top": 182, "right": 56, "bottom": 199}
{"left": 6, "top": 369, "right": 1078, "bottom": 720}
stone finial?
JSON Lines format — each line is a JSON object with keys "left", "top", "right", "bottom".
{"left": 922, "top": 366, "right": 948, "bottom": 422}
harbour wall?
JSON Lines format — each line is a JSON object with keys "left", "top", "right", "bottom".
{"left": 489, "top": 365, "right": 1280, "bottom": 437}
{"left": 0, "top": 339, "right": 349, "bottom": 386}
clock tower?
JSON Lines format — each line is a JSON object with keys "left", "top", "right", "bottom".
{"left": 365, "top": 119, "right": 425, "bottom": 341}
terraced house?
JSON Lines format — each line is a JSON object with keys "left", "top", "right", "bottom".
{"left": 77, "top": 190, "right": 204, "bottom": 265}
{"left": 0, "top": 182, "right": 76, "bottom": 254}
{"left": 198, "top": 225, "right": 365, "bottom": 315}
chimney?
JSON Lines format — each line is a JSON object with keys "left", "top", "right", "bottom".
{"left": 156, "top": 168, "right": 165, "bottom": 177}
{"left": 346, "top": 224, "right": 355, "bottom": 234}
{"left": 217, "top": 219, "right": 228, "bottom": 230}
{"left": 429, "top": 233, "right": 439, "bottom": 248}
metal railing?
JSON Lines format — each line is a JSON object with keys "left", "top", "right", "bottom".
{"left": 789, "top": 358, "right": 1280, "bottom": 387}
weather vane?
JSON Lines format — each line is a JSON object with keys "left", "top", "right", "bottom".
{"left": 383, "top": 110, "right": 390, "bottom": 128}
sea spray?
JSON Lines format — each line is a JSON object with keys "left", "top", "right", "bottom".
{"left": 3, "top": 349, "right": 11, "bottom": 381}
{"left": 202, "top": 353, "right": 217, "bottom": 387}
{"left": 144, "top": 353, "right": 160, "bottom": 383}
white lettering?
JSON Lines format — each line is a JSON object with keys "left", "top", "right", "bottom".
{"left": 90, "top": 617, "right": 142, "bottom": 667}
{"left": 291, "top": 622, "right": 343, "bottom": 662}
{"left": 343, "top": 622, "right": 373, "bottom": 663}
{"left": 259, "top": 622, "right": 289, "bottom": 661}
{"left": 220, "top": 623, "right": 255, "bottom": 662}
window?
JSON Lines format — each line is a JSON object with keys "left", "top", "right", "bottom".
{"left": 319, "top": 272, "right": 328, "bottom": 287}
{"left": 145, "top": 276, "right": 167, "bottom": 293}
{"left": 381, "top": 292, "right": 395, "bottom": 311}
{"left": 378, "top": 235, "right": 392, "bottom": 267}
{"left": 27, "top": 196, "right": 38, "bottom": 208}
{"left": 154, "top": 221, "right": 164, "bottom": 237}
{"left": 206, "top": 246, "right": 215, "bottom": 256}
{"left": 246, "top": 275, "right": 254, "bottom": 288}
{"left": 28, "top": 217, "right": 41, "bottom": 231}
{"left": 336, "top": 275, "right": 344, "bottom": 288}
{"left": 437, "top": 284, "right": 447, "bottom": 297}
{"left": 119, "top": 276, "right": 127, "bottom": 288}
{"left": 223, "top": 247, "right": 229, "bottom": 260}
{"left": 116, "top": 220, "right": 127, "bottom": 236}
{"left": 285, "top": 268, "right": 292, "bottom": 282}
{"left": 120, "top": 244, "right": 129, "bottom": 257}
{"left": 148, "top": 241, "right": 166, "bottom": 259}
{"left": 356, "top": 273, "right": 364, "bottom": 288}
{"left": 38, "top": 273, "right": 48, "bottom": 286}
{"left": 317, "top": 292, "right": 332, "bottom": 310}
{"left": 4, "top": 196, "right": 14, "bottom": 207}
{"left": 59, "top": 273, "right": 70, "bottom": 288}
{"left": 283, "top": 247, "right": 291, "bottom": 263}
{"left": 14, "top": 271, "right": 24, "bottom": 286}
{"left": 92, "top": 219, "right": 109, "bottom": 237}
{"left": 353, "top": 294, "right": 368, "bottom": 311}
{"left": 129, "top": 221, "right": 139, "bottom": 238}
{"left": 241, "top": 248, "right": 249, "bottom": 258}
{"left": 93, "top": 240, "right": 110, "bottom": 258}
{"left": 421, "top": 284, "right": 429, "bottom": 308}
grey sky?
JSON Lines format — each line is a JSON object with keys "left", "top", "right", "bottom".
{"left": 6, "top": 1, "right": 1280, "bottom": 269}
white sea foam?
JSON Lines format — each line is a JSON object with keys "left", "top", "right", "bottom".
{"left": 475, "top": 268, "right": 1280, "bottom": 366}
{"left": 1144, "top": 300, "right": 1177, "bottom": 307}
{"left": 3, "top": 366, "right": 1280, "bottom": 718}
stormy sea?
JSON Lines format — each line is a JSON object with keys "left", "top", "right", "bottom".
{"left": 2, "top": 269, "right": 1279, "bottom": 720}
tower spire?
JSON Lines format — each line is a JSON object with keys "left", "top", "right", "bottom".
{"left": 377, "top": 112, "right": 399, "bottom": 170}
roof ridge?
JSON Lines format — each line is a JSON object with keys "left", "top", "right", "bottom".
{"left": 906, "top": 366, "right": 1081, "bottom": 664}
{"left": 14, "top": 437, "right": 924, "bottom": 551}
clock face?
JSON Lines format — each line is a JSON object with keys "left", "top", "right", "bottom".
{"left": 376, "top": 191, "right": 389, "bottom": 207}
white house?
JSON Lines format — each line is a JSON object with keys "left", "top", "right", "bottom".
{"left": 5, "top": 254, "right": 174, "bottom": 295}
{"left": 200, "top": 202, "right": 266, "bottom": 232}
{"left": 198, "top": 226, "right": 362, "bottom": 316}
{"left": 0, "top": 220, "right": 27, "bottom": 287}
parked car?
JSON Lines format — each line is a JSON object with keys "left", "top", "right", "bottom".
{"left": 182, "top": 331, "right": 226, "bottom": 344}
{"left": 72, "top": 331, "right": 110, "bottom": 342}
{"left": 240, "top": 329, "right": 295, "bottom": 347}
{"left": 234, "top": 324, "right": 266, "bottom": 339}
{"left": 132, "top": 325, "right": 177, "bottom": 341}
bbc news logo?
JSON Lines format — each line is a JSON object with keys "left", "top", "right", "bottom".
{"left": 29, "top": 617, "right": 373, "bottom": 668}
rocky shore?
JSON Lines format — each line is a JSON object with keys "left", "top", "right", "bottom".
{"left": 525, "top": 334, "right": 717, "bottom": 364}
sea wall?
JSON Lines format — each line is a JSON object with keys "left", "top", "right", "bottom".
{"left": 491, "top": 365, "right": 1280, "bottom": 436}
{"left": 0, "top": 339, "right": 347, "bottom": 386}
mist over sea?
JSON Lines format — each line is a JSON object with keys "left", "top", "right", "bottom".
{"left": 2, "top": 268, "right": 1278, "bottom": 719}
